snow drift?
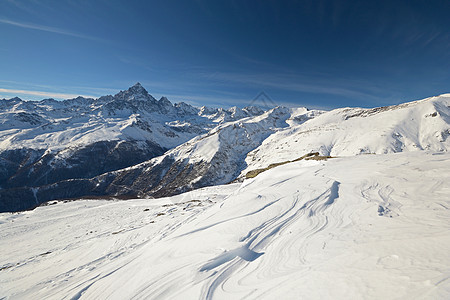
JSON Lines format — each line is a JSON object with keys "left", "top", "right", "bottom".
{"left": 1, "top": 151, "right": 449, "bottom": 299}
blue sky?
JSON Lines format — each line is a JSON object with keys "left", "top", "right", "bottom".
{"left": 0, "top": 0, "right": 449, "bottom": 109}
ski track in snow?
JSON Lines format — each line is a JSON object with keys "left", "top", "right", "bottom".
{"left": 1, "top": 152, "right": 450, "bottom": 299}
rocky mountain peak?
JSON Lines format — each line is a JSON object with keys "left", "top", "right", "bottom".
{"left": 114, "top": 82, "right": 157, "bottom": 103}
{"left": 130, "top": 82, "right": 145, "bottom": 92}
{"left": 158, "top": 96, "right": 170, "bottom": 104}
{"left": 8, "top": 96, "right": 23, "bottom": 102}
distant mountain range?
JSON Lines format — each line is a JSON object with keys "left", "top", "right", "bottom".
{"left": 0, "top": 84, "right": 449, "bottom": 212}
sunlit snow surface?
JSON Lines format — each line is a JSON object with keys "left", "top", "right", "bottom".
{"left": 1, "top": 151, "right": 449, "bottom": 299}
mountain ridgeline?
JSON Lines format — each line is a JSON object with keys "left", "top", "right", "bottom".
{"left": 0, "top": 83, "right": 265, "bottom": 211}
{"left": 0, "top": 84, "right": 449, "bottom": 212}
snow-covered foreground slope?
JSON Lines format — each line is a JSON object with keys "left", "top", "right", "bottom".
{"left": 1, "top": 151, "right": 449, "bottom": 299}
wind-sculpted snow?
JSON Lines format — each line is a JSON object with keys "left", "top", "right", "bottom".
{"left": 1, "top": 152, "right": 449, "bottom": 299}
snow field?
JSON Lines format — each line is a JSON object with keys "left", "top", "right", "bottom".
{"left": 1, "top": 151, "right": 449, "bottom": 299}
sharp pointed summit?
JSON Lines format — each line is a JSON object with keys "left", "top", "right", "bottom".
{"left": 127, "top": 82, "right": 149, "bottom": 95}
{"left": 114, "top": 82, "right": 156, "bottom": 102}
{"left": 130, "top": 82, "right": 145, "bottom": 92}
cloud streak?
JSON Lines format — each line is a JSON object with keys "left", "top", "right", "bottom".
{"left": 0, "top": 18, "right": 105, "bottom": 42}
{"left": 201, "top": 71, "right": 385, "bottom": 102}
{"left": 0, "top": 88, "right": 94, "bottom": 100}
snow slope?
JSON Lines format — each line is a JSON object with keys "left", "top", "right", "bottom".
{"left": 1, "top": 151, "right": 449, "bottom": 299}
{"left": 243, "top": 94, "right": 450, "bottom": 174}
{"left": 106, "top": 105, "right": 320, "bottom": 171}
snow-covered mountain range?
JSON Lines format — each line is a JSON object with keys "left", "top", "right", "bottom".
{"left": 0, "top": 83, "right": 265, "bottom": 152}
{"left": 1, "top": 87, "right": 449, "bottom": 212}
{"left": 0, "top": 87, "right": 449, "bottom": 299}
{"left": 0, "top": 83, "right": 265, "bottom": 211}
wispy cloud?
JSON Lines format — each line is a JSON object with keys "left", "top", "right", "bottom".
{"left": 160, "top": 92, "right": 254, "bottom": 107}
{"left": 200, "top": 71, "right": 385, "bottom": 102}
{"left": 0, "top": 88, "right": 94, "bottom": 99}
{"left": 128, "top": 68, "right": 390, "bottom": 108}
{"left": 0, "top": 17, "right": 105, "bottom": 42}
{"left": 158, "top": 90, "right": 303, "bottom": 109}
{"left": 0, "top": 80, "right": 116, "bottom": 96}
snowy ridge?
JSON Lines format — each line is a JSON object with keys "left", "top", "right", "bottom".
{"left": 242, "top": 94, "right": 450, "bottom": 174}
{"left": 1, "top": 92, "right": 449, "bottom": 212}
{"left": 151, "top": 106, "right": 293, "bottom": 165}
{"left": 0, "top": 83, "right": 268, "bottom": 211}
{"left": 64, "top": 106, "right": 313, "bottom": 200}
{"left": 0, "top": 83, "right": 264, "bottom": 151}
{"left": 131, "top": 105, "right": 322, "bottom": 180}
